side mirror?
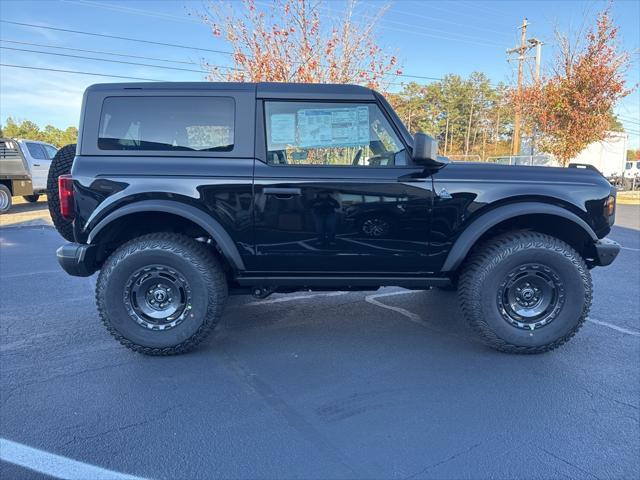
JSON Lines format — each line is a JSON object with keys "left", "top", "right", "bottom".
{"left": 412, "top": 133, "right": 447, "bottom": 168}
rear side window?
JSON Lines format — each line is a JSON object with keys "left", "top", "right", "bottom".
{"left": 98, "top": 96, "right": 235, "bottom": 152}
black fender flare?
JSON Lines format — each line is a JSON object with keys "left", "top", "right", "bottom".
{"left": 87, "top": 199, "right": 245, "bottom": 271}
{"left": 441, "top": 202, "right": 598, "bottom": 272}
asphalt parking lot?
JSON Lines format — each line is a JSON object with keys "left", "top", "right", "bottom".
{"left": 1, "top": 203, "right": 638, "bottom": 479}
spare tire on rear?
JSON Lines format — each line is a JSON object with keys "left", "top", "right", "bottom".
{"left": 47, "top": 144, "right": 76, "bottom": 242}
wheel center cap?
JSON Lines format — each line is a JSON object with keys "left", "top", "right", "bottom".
{"left": 521, "top": 288, "right": 534, "bottom": 300}
{"left": 153, "top": 290, "right": 167, "bottom": 302}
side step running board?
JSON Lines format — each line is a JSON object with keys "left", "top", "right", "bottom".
{"left": 235, "top": 276, "right": 451, "bottom": 289}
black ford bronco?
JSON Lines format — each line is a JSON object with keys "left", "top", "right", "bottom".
{"left": 51, "top": 82, "right": 620, "bottom": 355}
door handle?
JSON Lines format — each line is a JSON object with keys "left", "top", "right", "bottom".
{"left": 33, "top": 163, "right": 41, "bottom": 167}
{"left": 263, "top": 187, "right": 302, "bottom": 197}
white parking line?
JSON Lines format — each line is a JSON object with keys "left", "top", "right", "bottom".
{"left": 243, "top": 286, "right": 640, "bottom": 340}
{"left": 244, "top": 291, "right": 347, "bottom": 306}
{"left": 1, "top": 269, "right": 62, "bottom": 279}
{"left": 620, "top": 246, "right": 640, "bottom": 252}
{"left": 364, "top": 291, "right": 640, "bottom": 339}
{"left": 587, "top": 318, "right": 640, "bottom": 337}
{"left": 364, "top": 290, "right": 426, "bottom": 326}
{"left": 0, "top": 438, "right": 147, "bottom": 480}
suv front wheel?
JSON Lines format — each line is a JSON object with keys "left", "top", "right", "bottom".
{"left": 458, "top": 231, "right": 592, "bottom": 353}
{"left": 96, "top": 233, "right": 227, "bottom": 355}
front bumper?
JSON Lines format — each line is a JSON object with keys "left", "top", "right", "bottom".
{"left": 592, "top": 238, "right": 620, "bottom": 267}
{"left": 57, "top": 243, "right": 97, "bottom": 277}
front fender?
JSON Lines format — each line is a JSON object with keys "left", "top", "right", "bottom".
{"left": 440, "top": 202, "right": 598, "bottom": 272}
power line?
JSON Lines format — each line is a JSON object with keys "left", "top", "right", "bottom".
{"left": 0, "top": 62, "right": 409, "bottom": 89}
{"left": 0, "top": 20, "right": 235, "bottom": 55}
{"left": 0, "top": 46, "right": 211, "bottom": 74}
{"left": 373, "top": 21, "right": 504, "bottom": 48}
{"left": 406, "top": 0, "right": 511, "bottom": 27}
{"left": 61, "top": 0, "right": 201, "bottom": 24}
{"left": 304, "top": 3, "right": 505, "bottom": 48}
{"left": 617, "top": 115, "right": 640, "bottom": 125}
{"left": 451, "top": 1, "right": 514, "bottom": 22}
{"left": 0, "top": 41, "right": 440, "bottom": 83}
{"left": 0, "top": 39, "right": 217, "bottom": 67}
{"left": 382, "top": 2, "right": 512, "bottom": 37}
{"left": 0, "top": 19, "right": 501, "bottom": 84}
{"left": 0, "top": 63, "right": 163, "bottom": 81}
{"left": 0, "top": 24, "right": 447, "bottom": 83}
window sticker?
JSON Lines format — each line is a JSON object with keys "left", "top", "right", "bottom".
{"left": 270, "top": 113, "right": 296, "bottom": 145}
{"left": 297, "top": 106, "right": 369, "bottom": 148}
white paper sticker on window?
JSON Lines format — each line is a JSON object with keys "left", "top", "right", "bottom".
{"left": 297, "top": 106, "right": 369, "bottom": 148}
{"left": 270, "top": 113, "right": 296, "bottom": 145}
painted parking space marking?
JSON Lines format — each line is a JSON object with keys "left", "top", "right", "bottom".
{"left": 364, "top": 290, "right": 640, "bottom": 339}
{"left": 587, "top": 318, "right": 640, "bottom": 337}
{"left": 0, "top": 438, "right": 147, "bottom": 480}
{"left": 0, "top": 269, "right": 63, "bottom": 279}
{"left": 244, "top": 291, "right": 347, "bottom": 306}
{"left": 364, "top": 290, "right": 426, "bottom": 326}
{"left": 240, "top": 284, "right": 640, "bottom": 340}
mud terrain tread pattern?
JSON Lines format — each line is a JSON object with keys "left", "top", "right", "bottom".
{"left": 458, "top": 231, "right": 592, "bottom": 354}
{"left": 46, "top": 144, "right": 76, "bottom": 242}
{"left": 96, "top": 233, "right": 228, "bottom": 356}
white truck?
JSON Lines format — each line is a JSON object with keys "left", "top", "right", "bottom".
{"left": 623, "top": 159, "right": 640, "bottom": 189}
{"left": 0, "top": 138, "right": 57, "bottom": 213}
{"left": 568, "top": 131, "right": 628, "bottom": 178}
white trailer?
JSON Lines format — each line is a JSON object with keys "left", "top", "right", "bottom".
{"left": 568, "top": 131, "right": 628, "bottom": 178}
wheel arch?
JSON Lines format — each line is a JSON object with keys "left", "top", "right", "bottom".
{"left": 441, "top": 202, "right": 598, "bottom": 272}
{"left": 88, "top": 200, "right": 245, "bottom": 271}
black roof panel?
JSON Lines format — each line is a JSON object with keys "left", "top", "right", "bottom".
{"left": 85, "top": 82, "right": 376, "bottom": 100}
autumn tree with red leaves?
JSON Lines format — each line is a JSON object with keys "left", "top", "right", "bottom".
{"left": 516, "top": 7, "right": 634, "bottom": 166}
{"left": 197, "top": 0, "right": 401, "bottom": 90}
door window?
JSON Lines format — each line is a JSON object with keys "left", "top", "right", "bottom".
{"left": 25, "top": 142, "right": 48, "bottom": 160}
{"left": 265, "top": 101, "right": 407, "bottom": 167}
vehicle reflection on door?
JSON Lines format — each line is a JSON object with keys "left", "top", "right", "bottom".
{"left": 252, "top": 181, "right": 433, "bottom": 273}
{"left": 308, "top": 190, "right": 339, "bottom": 247}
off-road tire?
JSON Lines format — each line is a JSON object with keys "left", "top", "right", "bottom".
{"left": 23, "top": 194, "right": 40, "bottom": 203}
{"left": 458, "top": 231, "right": 592, "bottom": 354}
{"left": 47, "top": 144, "right": 76, "bottom": 241}
{"left": 0, "top": 184, "right": 12, "bottom": 214}
{"left": 96, "top": 233, "right": 228, "bottom": 355}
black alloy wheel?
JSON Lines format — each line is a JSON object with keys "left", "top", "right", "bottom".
{"left": 124, "top": 265, "right": 193, "bottom": 331}
{"left": 497, "top": 263, "right": 565, "bottom": 331}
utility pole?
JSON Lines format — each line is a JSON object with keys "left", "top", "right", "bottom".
{"left": 528, "top": 38, "right": 543, "bottom": 156}
{"left": 507, "top": 18, "right": 529, "bottom": 156}
{"left": 529, "top": 38, "right": 543, "bottom": 82}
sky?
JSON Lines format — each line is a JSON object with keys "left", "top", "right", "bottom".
{"left": 0, "top": 0, "right": 639, "bottom": 148}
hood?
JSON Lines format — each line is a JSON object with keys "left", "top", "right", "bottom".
{"left": 434, "top": 162, "right": 611, "bottom": 188}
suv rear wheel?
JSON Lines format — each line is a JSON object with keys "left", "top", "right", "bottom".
{"left": 458, "top": 231, "right": 592, "bottom": 353}
{"left": 96, "top": 233, "right": 228, "bottom": 355}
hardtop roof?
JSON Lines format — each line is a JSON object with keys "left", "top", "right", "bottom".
{"left": 84, "top": 82, "right": 377, "bottom": 100}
